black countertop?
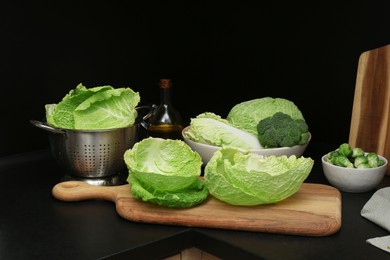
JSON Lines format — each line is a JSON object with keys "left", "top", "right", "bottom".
{"left": 1, "top": 143, "right": 390, "bottom": 260}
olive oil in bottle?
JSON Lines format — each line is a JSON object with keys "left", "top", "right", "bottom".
{"left": 147, "top": 79, "right": 184, "bottom": 140}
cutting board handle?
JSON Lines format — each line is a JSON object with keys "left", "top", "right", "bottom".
{"left": 52, "top": 181, "right": 128, "bottom": 202}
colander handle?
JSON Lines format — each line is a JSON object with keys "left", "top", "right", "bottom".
{"left": 30, "top": 120, "right": 66, "bottom": 134}
{"left": 136, "top": 105, "right": 155, "bottom": 130}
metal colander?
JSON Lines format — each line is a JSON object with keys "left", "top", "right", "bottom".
{"left": 31, "top": 121, "right": 139, "bottom": 178}
{"left": 31, "top": 106, "right": 151, "bottom": 178}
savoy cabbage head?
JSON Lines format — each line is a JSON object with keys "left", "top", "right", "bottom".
{"left": 227, "top": 97, "right": 305, "bottom": 135}
{"left": 45, "top": 83, "right": 140, "bottom": 130}
{"left": 204, "top": 147, "right": 314, "bottom": 206}
{"left": 124, "top": 137, "right": 208, "bottom": 208}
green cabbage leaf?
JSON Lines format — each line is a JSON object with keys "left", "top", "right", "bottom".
{"left": 204, "top": 147, "right": 314, "bottom": 206}
{"left": 128, "top": 174, "right": 209, "bottom": 208}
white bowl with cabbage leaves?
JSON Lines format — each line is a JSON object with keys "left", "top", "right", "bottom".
{"left": 182, "top": 110, "right": 311, "bottom": 165}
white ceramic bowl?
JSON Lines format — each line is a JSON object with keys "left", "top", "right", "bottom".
{"left": 182, "top": 126, "right": 311, "bottom": 165}
{"left": 321, "top": 154, "right": 388, "bottom": 193}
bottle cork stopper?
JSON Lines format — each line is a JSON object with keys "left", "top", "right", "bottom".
{"left": 159, "top": 79, "right": 172, "bottom": 88}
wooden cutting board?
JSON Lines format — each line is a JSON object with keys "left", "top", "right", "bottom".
{"left": 349, "top": 44, "right": 390, "bottom": 175}
{"left": 52, "top": 181, "right": 342, "bottom": 237}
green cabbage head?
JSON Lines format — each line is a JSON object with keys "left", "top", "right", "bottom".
{"left": 204, "top": 147, "right": 314, "bottom": 206}
{"left": 227, "top": 97, "right": 305, "bottom": 135}
{"left": 124, "top": 137, "right": 208, "bottom": 208}
{"left": 46, "top": 83, "right": 140, "bottom": 130}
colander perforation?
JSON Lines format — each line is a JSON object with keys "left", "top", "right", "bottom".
{"left": 47, "top": 126, "right": 137, "bottom": 178}
{"left": 113, "top": 142, "right": 124, "bottom": 163}
{"left": 99, "top": 144, "right": 111, "bottom": 168}
{"left": 83, "top": 144, "right": 97, "bottom": 173}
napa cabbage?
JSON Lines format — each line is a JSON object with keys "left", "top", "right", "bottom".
{"left": 204, "top": 147, "right": 314, "bottom": 206}
{"left": 183, "top": 112, "right": 262, "bottom": 150}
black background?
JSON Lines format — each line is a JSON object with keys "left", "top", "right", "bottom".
{"left": 1, "top": 1, "right": 390, "bottom": 157}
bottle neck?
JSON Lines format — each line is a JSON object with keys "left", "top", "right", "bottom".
{"left": 159, "top": 79, "right": 173, "bottom": 105}
{"left": 160, "top": 87, "right": 172, "bottom": 105}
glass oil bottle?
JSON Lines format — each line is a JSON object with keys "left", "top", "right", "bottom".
{"left": 147, "top": 78, "right": 184, "bottom": 140}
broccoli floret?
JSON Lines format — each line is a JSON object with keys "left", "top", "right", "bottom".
{"left": 257, "top": 112, "right": 309, "bottom": 148}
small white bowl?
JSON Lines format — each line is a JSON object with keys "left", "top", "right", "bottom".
{"left": 182, "top": 126, "right": 311, "bottom": 165}
{"left": 321, "top": 154, "right": 388, "bottom": 193}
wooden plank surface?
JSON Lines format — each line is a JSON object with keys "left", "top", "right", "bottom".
{"left": 52, "top": 181, "right": 342, "bottom": 237}
{"left": 349, "top": 44, "right": 390, "bottom": 175}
